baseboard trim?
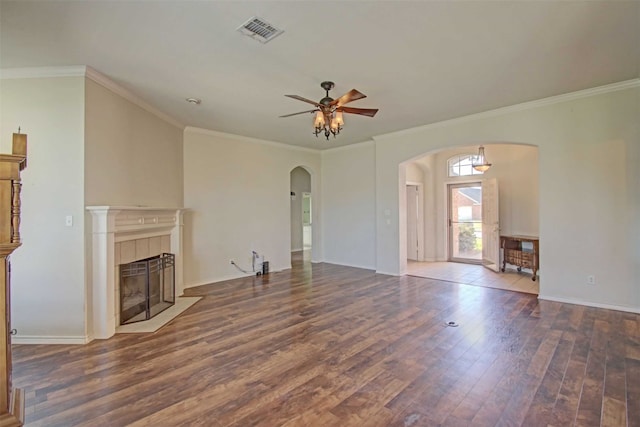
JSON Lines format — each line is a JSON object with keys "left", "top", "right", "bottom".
{"left": 322, "top": 259, "right": 376, "bottom": 271}
{"left": 13, "top": 336, "right": 89, "bottom": 345}
{"left": 375, "top": 270, "right": 401, "bottom": 276}
{"left": 185, "top": 265, "right": 289, "bottom": 288}
{"left": 538, "top": 294, "right": 640, "bottom": 314}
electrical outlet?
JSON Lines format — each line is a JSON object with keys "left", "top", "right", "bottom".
{"left": 586, "top": 275, "right": 595, "bottom": 285}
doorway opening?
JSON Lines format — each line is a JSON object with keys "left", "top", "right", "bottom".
{"left": 290, "top": 166, "right": 312, "bottom": 265}
{"left": 302, "top": 192, "right": 312, "bottom": 250}
{"left": 448, "top": 182, "right": 482, "bottom": 263}
{"left": 401, "top": 143, "right": 539, "bottom": 295}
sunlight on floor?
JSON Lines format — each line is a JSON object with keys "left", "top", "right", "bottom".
{"left": 407, "top": 261, "right": 539, "bottom": 295}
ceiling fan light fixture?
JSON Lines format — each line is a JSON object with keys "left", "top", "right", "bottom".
{"left": 472, "top": 146, "right": 492, "bottom": 172}
{"left": 283, "top": 81, "right": 378, "bottom": 141}
{"left": 314, "top": 111, "right": 325, "bottom": 128}
{"left": 330, "top": 118, "right": 340, "bottom": 132}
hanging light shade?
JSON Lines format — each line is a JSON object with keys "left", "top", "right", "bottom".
{"left": 472, "top": 146, "right": 492, "bottom": 172}
{"left": 314, "top": 111, "right": 325, "bottom": 128}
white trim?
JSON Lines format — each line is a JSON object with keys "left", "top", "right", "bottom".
{"left": 374, "top": 78, "right": 640, "bottom": 141}
{"left": 184, "top": 266, "right": 289, "bottom": 288}
{"left": 0, "top": 65, "right": 184, "bottom": 129}
{"left": 538, "top": 294, "right": 640, "bottom": 315}
{"left": 86, "top": 206, "right": 186, "bottom": 339}
{"left": 0, "top": 66, "right": 87, "bottom": 79}
{"left": 375, "top": 270, "right": 401, "bottom": 277}
{"left": 185, "top": 126, "right": 319, "bottom": 154}
{"left": 291, "top": 247, "right": 303, "bottom": 253}
{"left": 13, "top": 335, "right": 89, "bottom": 345}
{"left": 322, "top": 259, "right": 376, "bottom": 271}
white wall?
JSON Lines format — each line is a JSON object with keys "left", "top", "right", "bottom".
{"left": 84, "top": 79, "right": 184, "bottom": 207}
{"left": 290, "top": 167, "right": 310, "bottom": 251}
{"left": 183, "top": 128, "right": 321, "bottom": 287}
{"left": 1, "top": 77, "right": 87, "bottom": 341}
{"left": 373, "top": 83, "right": 640, "bottom": 311}
{"left": 321, "top": 141, "right": 377, "bottom": 270}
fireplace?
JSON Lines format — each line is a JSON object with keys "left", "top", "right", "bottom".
{"left": 87, "top": 206, "right": 185, "bottom": 340}
{"left": 120, "top": 253, "right": 175, "bottom": 324}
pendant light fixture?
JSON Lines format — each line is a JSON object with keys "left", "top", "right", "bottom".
{"left": 472, "top": 146, "right": 492, "bottom": 172}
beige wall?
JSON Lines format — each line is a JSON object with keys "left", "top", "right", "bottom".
{"left": 84, "top": 79, "right": 184, "bottom": 207}
{"left": 183, "top": 128, "right": 321, "bottom": 286}
{"left": 1, "top": 77, "right": 87, "bottom": 341}
{"left": 321, "top": 141, "right": 377, "bottom": 269}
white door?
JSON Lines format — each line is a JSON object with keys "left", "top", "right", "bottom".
{"left": 406, "top": 185, "right": 419, "bottom": 261}
{"left": 481, "top": 178, "right": 500, "bottom": 272}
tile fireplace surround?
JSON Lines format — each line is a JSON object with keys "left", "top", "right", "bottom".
{"left": 87, "top": 206, "right": 185, "bottom": 340}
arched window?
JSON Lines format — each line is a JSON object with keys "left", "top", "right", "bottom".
{"left": 447, "top": 154, "right": 484, "bottom": 177}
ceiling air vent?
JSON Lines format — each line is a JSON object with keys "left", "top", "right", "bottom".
{"left": 237, "top": 17, "right": 284, "bottom": 44}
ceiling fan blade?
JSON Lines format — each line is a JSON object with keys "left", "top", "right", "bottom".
{"left": 285, "top": 94, "right": 321, "bottom": 107}
{"left": 338, "top": 106, "right": 379, "bottom": 117}
{"left": 331, "top": 89, "right": 367, "bottom": 107}
{"left": 279, "top": 109, "right": 318, "bottom": 118}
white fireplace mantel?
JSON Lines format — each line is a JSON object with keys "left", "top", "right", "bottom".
{"left": 87, "top": 206, "right": 186, "bottom": 340}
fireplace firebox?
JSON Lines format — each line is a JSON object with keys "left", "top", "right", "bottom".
{"left": 119, "top": 253, "right": 175, "bottom": 325}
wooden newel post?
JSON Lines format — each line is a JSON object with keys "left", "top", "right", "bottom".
{"left": 0, "top": 131, "right": 27, "bottom": 426}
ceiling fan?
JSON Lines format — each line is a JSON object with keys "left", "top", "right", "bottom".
{"left": 280, "top": 81, "right": 379, "bottom": 140}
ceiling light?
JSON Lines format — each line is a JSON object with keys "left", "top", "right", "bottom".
{"left": 472, "top": 146, "right": 492, "bottom": 172}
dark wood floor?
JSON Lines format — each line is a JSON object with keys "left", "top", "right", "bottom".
{"left": 13, "top": 253, "right": 640, "bottom": 426}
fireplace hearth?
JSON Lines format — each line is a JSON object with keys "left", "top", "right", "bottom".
{"left": 120, "top": 253, "right": 175, "bottom": 325}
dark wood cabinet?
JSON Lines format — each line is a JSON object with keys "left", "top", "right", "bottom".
{"left": 500, "top": 235, "right": 539, "bottom": 281}
{"left": 0, "top": 132, "right": 26, "bottom": 426}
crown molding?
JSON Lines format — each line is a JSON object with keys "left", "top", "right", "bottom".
{"left": 1, "top": 65, "right": 184, "bottom": 129}
{"left": 84, "top": 66, "right": 184, "bottom": 129}
{"left": 184, "top": 126, "right": 320, "bottom": 154}
{"left": 374, "top": 78, "right": 640, "bottom": 142}
{"left": 0, "top": 65, "right": 88, "bottom": 79}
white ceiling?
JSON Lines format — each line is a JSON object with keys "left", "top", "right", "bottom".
{"left": 1, "top": 1, "right": 638, "bottom": 150}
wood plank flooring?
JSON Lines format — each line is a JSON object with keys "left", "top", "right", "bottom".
{"left": 12, "top": 255, "right": 640, "bottom": 426}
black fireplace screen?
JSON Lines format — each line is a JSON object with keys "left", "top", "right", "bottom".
{"left": 120, "top": 253, "right": 175, "bottom": 325}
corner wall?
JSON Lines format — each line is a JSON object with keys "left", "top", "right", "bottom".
{"left": 183, "top": 128, "right": 321, "bottom": 287}
{"left": 84, "top": 78, "right": 184, "bottom": 207}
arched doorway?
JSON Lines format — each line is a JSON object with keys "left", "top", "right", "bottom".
{"left": 290, "top": 166, "right": 312, "bottom": 264}
{"left": 400, "top": 143, "right": 540, "bottom": 295}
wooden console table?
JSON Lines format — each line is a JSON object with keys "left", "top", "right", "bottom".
{"left": 500, "top": 235, "right": 539, "bottom": 281}
{"left": 0, "top": 132, "right": 27, "bottom": 426}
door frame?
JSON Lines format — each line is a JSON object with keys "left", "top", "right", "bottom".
{"left": 445, "top": 179, "right": 483, "bottom": 264}
{"left": 406, "top": 182, "right": 424, "bottom": 261}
